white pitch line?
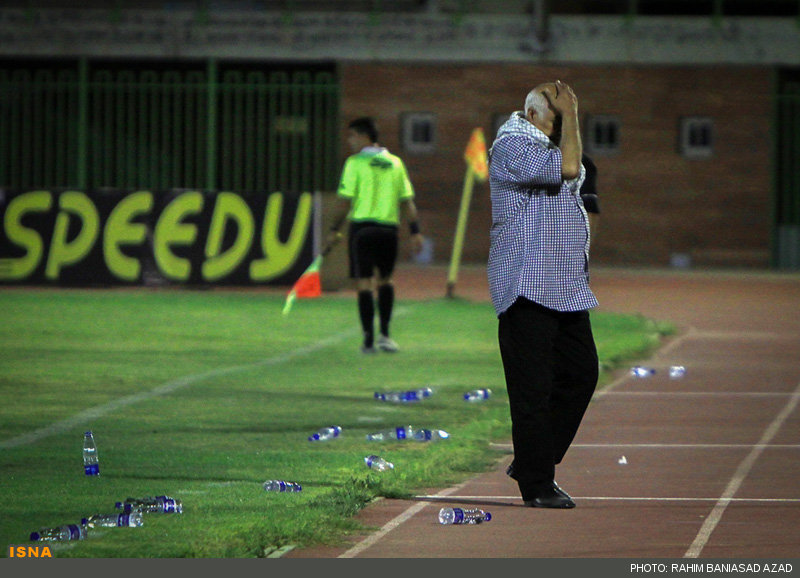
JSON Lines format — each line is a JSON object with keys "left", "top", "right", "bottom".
{"left": 490, "top": 442, "right": 800, "bottom": 450}
{"left": 337, "top": 481, "right": 469, "bottom": 559}
{"left": 683, "top": 381, "right": 800, "bottom": 559}
{"left": 412, "top": 495, "right": 800, "bottom": 504}
{"left": 572, "top": 443, "right": 800, "bottom": 449}
{"left": 598, "top": 391, "right": 799, "bottom": 397}
{"left": 0, "top": 326, "right": 361, "bottom": 450}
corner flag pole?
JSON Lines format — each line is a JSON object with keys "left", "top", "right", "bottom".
{"left": 447, "top": 128, "right": 488, "bottom": 298}
{"left": 446, "top": 167, "right": 476, "bottom": 298}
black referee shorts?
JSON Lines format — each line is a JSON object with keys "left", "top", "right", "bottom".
{"left": 348, "top": 221, "right": 399, "bottom": 280}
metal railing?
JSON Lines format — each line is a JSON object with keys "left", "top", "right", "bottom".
{"left": 0, "top": 58, "right": 340, "bottom": 193}
{"left": 774, "top": 76, "right": 800, "bottom": 268}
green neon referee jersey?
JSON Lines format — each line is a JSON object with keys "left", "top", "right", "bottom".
{"left": 337, "top": 146, "right": 414, "bottom": 226}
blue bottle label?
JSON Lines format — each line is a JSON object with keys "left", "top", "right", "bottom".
{"left": 395, "top": 427, "right": 406, "bottom": 440}
{"left": 67, "top": 525, "right": 82, "bottom": 540}
{"left": 84, "top": 464, "right": 100, "bottom": 476}
{"left": 453, "top": 509, "right": 465, "bottom": 524}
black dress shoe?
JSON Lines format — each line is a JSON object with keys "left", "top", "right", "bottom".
{"left": 524, "top": 484, "right": 576, "bottom": 509}
{"left": 552, "top": 480, "right": 572, "bottom": 501}
{"left": 507, "top": 464, "right": 572, "bottom": 502}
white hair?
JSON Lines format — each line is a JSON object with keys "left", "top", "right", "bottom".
{"left": 524, "top": 88, "right": 549, "bottom": 119}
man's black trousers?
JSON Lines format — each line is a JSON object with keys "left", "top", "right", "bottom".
{"left": 498, "top": 296, "right": 598, "bottom": 501}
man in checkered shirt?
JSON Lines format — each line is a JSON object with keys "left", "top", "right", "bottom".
{"left": 488, "top": 80, "right": 599, "bottom": 509}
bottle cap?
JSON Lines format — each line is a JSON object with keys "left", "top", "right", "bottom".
{"left": 484, "top": 512, "right": 492, "bottom": 522}
{"left": 29, "top": 532, "right": 41, "bottom": 541}
{"left": 81, "top": 518, "right": 89, "bottom": 526}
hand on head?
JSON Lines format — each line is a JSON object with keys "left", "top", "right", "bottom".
{"left": 542, "top": 80, "right": 578, "bottom": 116}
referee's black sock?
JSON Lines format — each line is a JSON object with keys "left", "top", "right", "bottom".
{"left": 378, "top": 283, "right": 394, "bottom": 337}
{"left": 358, "top": 290, "right": 375, "bottom": 347}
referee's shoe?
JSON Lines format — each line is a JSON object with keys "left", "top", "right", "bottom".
{"left": 377, "top": 335, "right": 399, "bottom": 353}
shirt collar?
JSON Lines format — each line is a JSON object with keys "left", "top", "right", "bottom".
{"left": 490, "top": 111, "right": 554, "bottom": 157}
{"left": 360, "top": 146, "right": 386, "bottom": 154}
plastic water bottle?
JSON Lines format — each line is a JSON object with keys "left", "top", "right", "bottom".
{"left": 116, "top": 496, "right": 183, "bottom": 514}
{"left": 630, "top": 366, "right": 656, "bottom": 378}
{"left": 364, "top": 455, "right": 394, "bottom": 471}
{"left": 669, "top": 365, "right": 687, "bottom": 379}
{"left": 30, "top": 524, "right": 87, "bottom": 542}
{"left": 463, "top": 388, "right": 491, "bottom": 402}
{"left": 374, "top": 388, "right": 432, "bottom": 403}
{"left": 83, "top": 512, "right": 144, "bottom": 528}
{"left": 366, "top": 426, "right": 449, "bottom": 442}
{"left": 263, "top": 480, "right": 303, "bottom": 492}
{"left": 308, "top": 425, "right": 342, "bottom": 441}
{"left": 414, "top": 428, "right": 449, "bottom": 441}
{"left": 438, "top": 507, "right": 492, "bottom": 525}
{"left": 83, "top": 431, "right": 99, "bottom": 476}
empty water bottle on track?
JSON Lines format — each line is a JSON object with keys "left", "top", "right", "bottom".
{"left": 364, "top": 455, "right": 394, "bottom": 471}
{"left": 83, "top": 431, "right": 99, "bottom": 476}
{"left": 263, "top": 480, "right": 303, "bottom": 492}
{"left": 630, "top": 366, "right": 656, "bottom": 378}
{"left": 308, "top": 425, "right": 342, "bottom": 441}
{"left": 83, "top": 512, "right": 144, "bottom": 528}
{"left": 30, "top": 524, "right": 87, "bottom": 542}
{"left": 669, "top": 365, "right": 687, "bottom": 379}
{"left": 366, "top": 426, "right": 449, "bottom": 442}
{"left": 116, "top": 496, "right": 183, "bottom": 514}
{"left": 463, "top": 388, "right": 492, "bottom": 402}
{"left": 374, "top": 387, "right": 432, "bottom": 403}
{"left": 438, "top": 507, "right": 492, "bottom": 525}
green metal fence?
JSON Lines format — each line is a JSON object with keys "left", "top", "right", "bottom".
{"left": 774, "top": 72, "right": 800, "bottom": 269}
{"left": 0, "top": 58, "right": 340, "bottom": 193}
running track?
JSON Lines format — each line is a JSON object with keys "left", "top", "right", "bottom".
{"left": 285, "top": 265, "right": 800, "bottom": 558}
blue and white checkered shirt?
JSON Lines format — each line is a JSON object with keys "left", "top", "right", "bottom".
{"left": 487, "top": 112, "right": 598, "bottom": 317}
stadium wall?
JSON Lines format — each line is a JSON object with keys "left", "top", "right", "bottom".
{"left": 340, "top": 62, "right": 773, "bottom": 269}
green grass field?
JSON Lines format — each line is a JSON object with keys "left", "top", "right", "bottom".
{"left": 0, "top": 289, "right": 673, "bottom": 558}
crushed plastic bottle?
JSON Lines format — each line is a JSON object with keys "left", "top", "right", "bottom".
{"left": 669, "top": 365, "right": 687, "bottom": 379}
{"left": 308, "top": 425, "right": 342, "bottom": 441}
{"left": 463, "top": 388, "right": 492, "bottom": 402}
{"left": 618, "top": 455, "right": 628, "bottom": 465}
{"left": 630, "top": 366, "right": 656, "bottom": 378}
{"left": 263, "top": 480, "right": 303, "bottom": 492}
{"left": 116, "top": 495, "right": 183, "bottom": 514}
{"left": 438, "top": 507, "right": 492, "bottom": 525}
{"left": 83, "top": 431, "right": 99, "bottom": 476}
{"left": 366, "top": 426, "right": 449, "bottom": 442}
{"left": 364, "top": 455, "right": 394, "bottom": 471}
{"left": 30, "top": 524, "right": 87, "bottom": 542}
{"left": 83, "top": 512, "right": 144, "bottom": 528}
{"left": 374, "top": 388, "right": 433, "bottom": 403}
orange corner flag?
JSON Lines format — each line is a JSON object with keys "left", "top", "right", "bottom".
{"left": 282, "top": 255, "right": 323, "bottom": 316}
{"left": 464, "top": 127, "right": 488, "bottom": 181}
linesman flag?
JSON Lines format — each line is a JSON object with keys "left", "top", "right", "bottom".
{"left": 463, "top": 127, "right": 488, "bottom": 181}
{"left": 282, "top": 254, "right": 323, "bottom": 316}
{"left": 447, "top": 127, "right": 488, "bottom": 298}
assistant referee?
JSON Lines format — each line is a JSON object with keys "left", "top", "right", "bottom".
{"left": 328, "top": 117, "right": 424, "bottom": 354}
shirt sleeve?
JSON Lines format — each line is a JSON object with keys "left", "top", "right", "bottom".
{"left": 337, "top": 157, "right": 356, "bottom": 199}
{"left": 565, "top": 163, "right": 586, "bottom": 194}
{"left": 396, "top": 158, "right": 415, "bottom": 200}
{"left": 493, "top": 136, "right": 564, "bottom": 189}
